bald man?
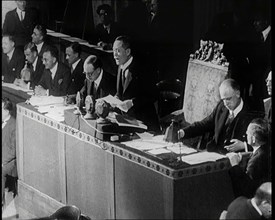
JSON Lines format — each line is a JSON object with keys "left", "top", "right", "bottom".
{"left": 177, "top": 79, "right": 263, "bottom": 153}
{"left": 225, "top": 182, "right": 271, "bottom": 219}
{"left": 79, "top": 55, "right": 116, "bottom": 100}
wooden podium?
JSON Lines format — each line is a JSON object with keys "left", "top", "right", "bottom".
{"left": 183, "top": 58, "right": 228, "bottom": 124}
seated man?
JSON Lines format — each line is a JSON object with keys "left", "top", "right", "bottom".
{"left": 177, "top": 79, "right": 263, "bottom": 153}
{"left": 226, "top": 118, "right": 270, "bottom": 198}
{"left": 65, "top": 42, "right": 86, "bottom": 95}
{"left": 35, "top": 45, "right": 71, "bottom": 96}
{"left": 264, "top": 71, "right": 272, "bottom": 125}
{"left": 95, "top": 4, "right": 120, "bottom": 50}
{"left": 80, "top": 55, "right": 116, "bottom": 100}
{"left": 2, "top": 98, "right": 17, "bottom": 206}
{"left": 2, "top": 34, "right": 25, "bottom": 83}
{"left": 14, "top": 42, "right": 44, "bottom": 89}
{"left": 31, "top": 24, "right": 50, "bottom": 58}
{"left": 224, "top": 182, "right": 271, "bottom": 219}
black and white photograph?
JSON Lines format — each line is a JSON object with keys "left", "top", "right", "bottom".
{"left": 2, "top": 0, "right": 271, "bottom": 219}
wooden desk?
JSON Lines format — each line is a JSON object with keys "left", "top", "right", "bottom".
{"left": 2, "top": 85, "right": 31, "bottom": 117}
{"left": 17, "top": 103, "right": 236, "bottom": 219}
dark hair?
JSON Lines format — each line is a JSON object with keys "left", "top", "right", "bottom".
{"left": 114, "top": 35, "right": 131, "bottom": 50}
{"left": 2, "top": 97, "right": 13, "bottom": 113}
{"left": 24, "top": 42, "right": 38, "bottom": 53}
{"left": 96, "top": 4, "right": 112, "bottom": 15}
{"left": 2, "top": 34, "right": 15, "bottom": 43}
{"left": 43, "top": 45, "right": 59, "bottom": 59}
{"left": 34, "top": 24, "right": 47, "bottom": 39}
{"left": 85, "top": 55, "right": 102, "bottom": 69}
{"left": 67, "top": 42, "right": 82, "bottom": 56}
{"left": 249, "top": 118, "right": 270, "bottom": 145}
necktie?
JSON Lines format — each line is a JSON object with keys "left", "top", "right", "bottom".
{"left": 225, "top": 112, "right": 234, "bottom": 127}
{"left": 93, "top": 82, "right": 98, "bottom": 98}
{"left": 20, "top": 11, "right": 23, "bottom": 21}
{"left": 6, "top": 54, "right": 10, "bottom": 63}
{"left": 70, "top": 66, "right": 74, "bottom": 74}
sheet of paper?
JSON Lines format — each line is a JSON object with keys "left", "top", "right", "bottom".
{"left": 136, "top": 132, "right": 154, "bottom": 140}
{"left": 123, "top": 140, "right": 167, "bottom": 150}
{"left": 147, "top": 148, "right": 171, "bottom": 155}
{"left": 65, "top": 37, "right": 87, "bottom": 43}
{"left": 180, "top": 152, "right": 227, "bottom": 165}
{"left": 167, "top": 145, "right": 197, "bottom": 154}
{"left": 29, "top": 96, "right": 64, "bottom": 106}
{"left": 97, "top": 94, "right": 123, "bottom": 106}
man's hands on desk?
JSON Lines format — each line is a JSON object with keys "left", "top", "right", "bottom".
{"left": 13, "top": 78, "right": 30, "bottom": 89}
{"left": 34, "top": 85, "right": 48, "bottom": 96}
{"left": 224, "top": 139, "right": 245, "bottom": 152}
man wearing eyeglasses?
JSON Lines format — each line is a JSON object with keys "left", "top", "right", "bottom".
{"left": 177, "top": 79, "right": 264, "bottom": 153}
{"left": 94, "top": 4, "right": 121, "bottom": 50}
{"left": 79, "top": 55, "right": 116, "bottom": 100}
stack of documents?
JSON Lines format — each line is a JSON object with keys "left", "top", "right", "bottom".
{"left": 180, "top": 152, "right": 227, "bottom": 165}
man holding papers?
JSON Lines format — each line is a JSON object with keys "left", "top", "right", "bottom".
{"left": 112, "top": 35, "right": 160, "bottom": 132}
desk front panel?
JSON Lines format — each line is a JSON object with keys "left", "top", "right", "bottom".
{"left": 65, "top": 135, "right": 114, "bottom": 219}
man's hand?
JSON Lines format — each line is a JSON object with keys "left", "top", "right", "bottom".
{"left": 117, "top": 99, "right": 133, "bottom": 112}
{"left": 177, "top": 129, "right": 185, "bottom": 140}
{"left": 224, "top": 139, "right": 245, "bottom": 152}
{"left": 226, "top": 152, "right": 242, "bottom": 167}
{"left": 13, "top": 78, "right": 20, "bottom": 86}
{"left": 34, "top": 85, "right": 47, "bottom": 96}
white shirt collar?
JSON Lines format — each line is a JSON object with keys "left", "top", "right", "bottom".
{"left": 262, "top": 25, "right": 271, "bottom": 41}
{"left": 72, "top": 58, "right": 81, "bottom": 71}
{"left": 16, "top": 7, "right": 25, "bottom": 19}
{"left": 251, "top": 198, "right": 262, "bottom": 216}
{"left": 94, "top": 68, "right": 103, "bottom": 86}
{"left": 7, "top": 48, "right": 15, "bottom": 60}
{"left": 231, "top": 98, "right": 243, "bottom": 117}
{"left": 36, "top": 42, "right": 44, "bottom": 53}
{"left": 2, "top": 115, "right": 11, "bottom": 129}
{"left": 120, "top": 56, "right": 133, "bottom": 71}
{"left": 50, "top": 62, "right": 58, "bottom": 79}
{"left": 252, "top": 146, "right": 261, "bottom": 155}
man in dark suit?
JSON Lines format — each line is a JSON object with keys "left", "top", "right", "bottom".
{"left": 226, "top": 118, "right": 270, "bottom": 198}
{"left": 2, "top": 98, "right": 17, "bottom": 206}
{"left": 95, "top": 4, "right": 121, "bottom": 50}
{"left": 178, "top": 79, "right": 263, "bottom": 153}
{"left": 80, "top": 55, "right": 116, "bottom": 100}
{"left": 35, "top": 46, "right": 71, "bottom": 96}
{"left": 14, "top": 42, "right": 44, "bottom": 90}
{"left": 3, "top": 0, "right": 39, "bottom": 48}
{"left": 113, "top": 35, "right": 160, "bottom": 132}
{"left": 225, "top": 182, "right": 271, "bottom": 219}
{"left": 65, "top": 42, "right": 86, "bottom": 95}
{"left": 31, "top": 24, "right": 50, "bottom": 58}
{"left": 2, "top": 35, "right": 25, "bottom": 83}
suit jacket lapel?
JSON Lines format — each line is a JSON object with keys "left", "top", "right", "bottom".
{"left": 123, "top": 69, "right": 132, "bottom": 93}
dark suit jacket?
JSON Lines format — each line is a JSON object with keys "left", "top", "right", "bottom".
{"left": 38, "top": 41, "right": 50, "bottom": 58}
{"left": 2, "top": 117, "right": 17, "bottom": 178}
{"left": 183, "top": 101, "right": 263, "bottom": 153}
{"left": 2, "top": 47, "right": 25, "bottom": 83}
{"left": 115, "top": 59, "right": 160, "bottom": 132}
{"left": 67, "top": 60, "right": 86, "bottom": 95}
{"left": 95, "top": 22, "right": 121, "bottom": 45}
{"left": 30, "top": 57, "right": 44, "bottom": 89}
{"left": 3, "top": 8, "right": 39, "bottom": 47}
{"left": 226, "top": 197, "right": 263, "bottom": 219}
{"left": 38, "top": 62, "right": 71, "bottom": 96}
{"left": 229, "top": 146, "right": 270, "bottom": 198}
{"left": 80, "top": 70, "right": 116, "bottom": 100}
